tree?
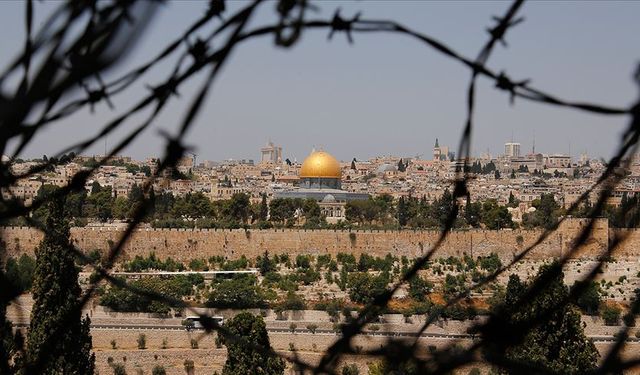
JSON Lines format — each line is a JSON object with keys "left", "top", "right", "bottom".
{"left": 207, "top": 276, "right": 266, "bottom": 309}
{"left": 434, "top": 189, "right": 455, "bottom": 229}
{"left": 276, "top": 291, "right": 306, "bottom": 312}
{"left": 601, "top": 304, "right": 621, "bottom": 326}
{"left": 507, "top": 191, "right": 520, "bottom": 208}
{"left": 347, "top": 272, "right": 389, "bottom": 304}
{"left": 368, "top": 359, "right": 418, "bottom": 375}
{"left": 85, "top": 184, "right": 114, "bottom": 221}
{"left": 397, "top": 158, "right": 406, "bottom": 172}
{"left": 397, "top": 196, "right": 409, "bottom": 227}
{"left": 111, "top": 363, "right": 127, "bottom": 375}
{"left": 573, "top": 281, "right": 601, "bottom": 315}
{"left": 221, "top": 312, "right": 285, "bottom": 375}
{"left": 152, "top": 365, "right": 167, "bottom": 375}
{"left": 522, "top": 193, "right": 562, "bottom": 229}
{"left": 342, "top": 363, "right": 360, "bottom": 375}
{"left": 257, "top": 250, "right": 275, "bottom": 276}
{"left": 4, "top": 254, "right": 36, "bottom": 294}
{"left": 408, "top": 275, "right": 434, "bottom": 302}
{"left": 184, "top": 359, "right": 195, "bottom": 375}
{"left": 306, "top": 323, "right": 318, "bottom": 334}
{"left": 1, "top": 258, "right": 21, "bottom": 375}
{"left": 345, "top": 199, "right": 379, "bottom": 226}
{"left": 302, "top": 199, "right": 326, "bottom": 228}
{"left": 99, "top": 276, "right": 193, "bottom": 315}
{"left": 486, "top": 264, "right": 599, "bottom": 374}
{"left": 226, "top": 193, "right": 251, "bottom": 224}
{"left": 482, "top": 161, "right": 497, "bottom": 174}
{"left": 481, "top": 200, "right": 514, "bottom": 229}
{"left": 268, "top": 198, "right": 299, "bottom": 224}
{"left": 112, "top": 196, "right": 130, "bottom": 219}
{"left": 26, "top": 194, "right": 95, "bottom": 374}
{"left": 258, "top": 194, "right": 268, "bottom": 222}
{"left": 373, "top": 194, "right": 395, "bottom": 225}
{"left": 137, "top": 334, "right": 146, "bottom": 349}
{"left": 127, "top": 184, "right": 145, "bottom": 219}
{"left": 464, "top": 199, "right": 482, "bottom": 228}
{"left": 478, "top": 253, "right": 502, "bottom": 273}
{"left": 141, "top": 165, "right": 152, "bottom": 177}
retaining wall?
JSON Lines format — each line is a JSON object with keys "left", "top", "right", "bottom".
{"left": 1, "top": 218, "right": 624, "bottom": 263}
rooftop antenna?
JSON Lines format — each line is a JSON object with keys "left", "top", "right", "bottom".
{"left": 532, "top": 130, "right": 536, "bottom": 154}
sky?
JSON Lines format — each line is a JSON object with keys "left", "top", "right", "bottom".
{"left": 1, "top": 1, "right": 639, "bottom": 163}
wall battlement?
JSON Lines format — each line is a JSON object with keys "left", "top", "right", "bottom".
{"left": 2, "top": 218, "right": 634, "bottom": 263}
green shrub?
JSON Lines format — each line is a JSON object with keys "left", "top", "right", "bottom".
{"left": 3, "top": 254, "right": 36, "bottom": 293}
{"left": 342, "top": 363, "right": 360, "bottom": 375}
{"left": 306, "top": 323, "right": 318, "bottom": 334}
{"left": 601, "top": 304, "right": 622, "bottom": 326}
{"left": 206, "top": 275, "right": 266, "bottom": 309}
{"left": 574, "top": 281, "right": 602, "bottom": 315}
{"left": 111, "top": 363, "right": 126, "bottom": 375}
{"left": 137, "top": 334, "right": 146, "bottom": 349}
{"left": 183, "top": 359, "right": 195, "bottom": 375}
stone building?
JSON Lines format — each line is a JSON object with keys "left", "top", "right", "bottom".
{"left": 274, "top": 149, "right": 368, "bottom": 223}
{"left": 260, "top": 141, "right": 283, "bottom": 164}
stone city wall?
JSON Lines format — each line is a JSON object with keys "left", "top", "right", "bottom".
{"left": 1, "top": 218, "right": 631, "bottom": 263}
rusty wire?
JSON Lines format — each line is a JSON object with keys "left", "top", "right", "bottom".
{"left": 1, "top": 0, "right": 639, "bottom": 374}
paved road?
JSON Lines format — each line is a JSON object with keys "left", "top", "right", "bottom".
{"left": 11, "top": 322, "right": 637, "bottom": 343}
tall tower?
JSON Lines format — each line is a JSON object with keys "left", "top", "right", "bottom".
{"left": 433, "top": 138, "right": 441, "bottom": 161}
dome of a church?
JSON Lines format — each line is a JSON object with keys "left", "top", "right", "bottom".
{"left": 299, "top": 150, "right": 341, "bottom": 179}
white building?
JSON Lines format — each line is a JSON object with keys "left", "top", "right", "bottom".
{"left": 504, "top": 142, "right": 521, "bottom": 158}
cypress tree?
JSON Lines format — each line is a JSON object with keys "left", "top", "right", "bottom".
{"left": 259, "top": 194, "right": 268, "bottom": 222}
{"left": 397, "top": 196, "right": 408, "bottom": 227}
{"left": 397, "top": 158, "right": 406, "bottom": 172}
{"left": 485, "top": 265, "right": 599, "bottom": 373}
{"left": 26, "top": 194, "right": 95, "bottom": 374}
{"left": 221, "top": 312, "right": 284, "bottom": 375}
{"left": 1, "top": 260, "right": 20, "bottom": 374}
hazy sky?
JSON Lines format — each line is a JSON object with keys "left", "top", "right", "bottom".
{"left": 1, "top": 1, "right": 639, "bottom": 163}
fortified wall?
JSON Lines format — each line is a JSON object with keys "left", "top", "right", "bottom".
{"left": 1, "top": 218, "right": 632, "bottom": 263}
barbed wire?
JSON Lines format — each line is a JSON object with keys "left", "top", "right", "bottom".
{"left": 1, "top": 0, "right": 639, "bottom": 374}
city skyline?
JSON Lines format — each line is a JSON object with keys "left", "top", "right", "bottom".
{"left": 27, "top": 137, "right": 587, "bottom": 165}
{"left": 0, "top": 1, "right": 638, "bottom": 162}
{"left": 2, "top": 2, "right": 640, "bottom": 373}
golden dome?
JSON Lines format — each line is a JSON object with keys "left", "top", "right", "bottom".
{"left": 299, "top": 150, "right": 342, "bottom": 179}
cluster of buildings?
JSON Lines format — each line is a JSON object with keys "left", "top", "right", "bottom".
{"left": 3, "top": 138, "right": 640, "bottom": 224}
